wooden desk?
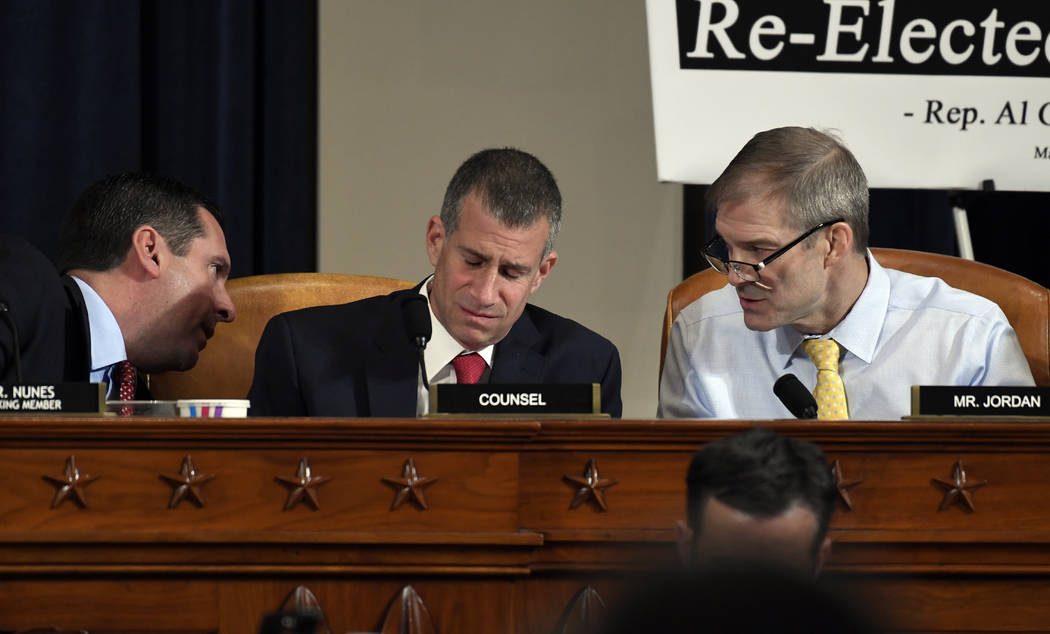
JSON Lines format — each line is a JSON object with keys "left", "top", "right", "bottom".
{"left": 0, "top": 418, "right": 1048, "bottom": 633}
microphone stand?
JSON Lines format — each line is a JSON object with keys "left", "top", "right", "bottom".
{"left": 415, "top": 339, "right": 429, "bottom": 392}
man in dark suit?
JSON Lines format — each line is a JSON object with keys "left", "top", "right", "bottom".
{"left": 249, "top": 148, "right": 622, "bottom": 417}
{"left": 55, "top": 173, "right": 237, "bottom": 399}
{"left": 0, "top": 235, "right": 68, "bottom": 383}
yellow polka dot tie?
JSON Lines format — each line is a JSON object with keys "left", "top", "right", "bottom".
{"left": 801, "top": 338, "right": 848, "bottom": 420}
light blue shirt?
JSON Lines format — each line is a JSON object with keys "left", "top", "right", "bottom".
{"left": 71, "top": 276, "right": 127, "bottom": 390}
{"left": 658, "top": 252, "right": 1035, "bottom": 420}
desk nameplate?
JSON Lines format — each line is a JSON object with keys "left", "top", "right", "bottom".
{"left": 911, "top": 385, "right": 1050, "bottom": 417}
{"left": 429, "top": 383, "right": 600, "bottom": 416}
{"left": 0, "top": 383, "right": 105, "bottom": 415}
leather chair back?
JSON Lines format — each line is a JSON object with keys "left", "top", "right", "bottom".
{"left": 149, "top": 273, "right": 416, "bottom": 400}
{"left": 660, "top": 248, "right": 1050, "bottom": 386}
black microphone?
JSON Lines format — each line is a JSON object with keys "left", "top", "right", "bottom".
{"left": 402, "top": 295, "right": 432, "bottom": 390}
{"left": 774, "top": 374, "right": 817, "bottom": 419}
{"left": 0, "top": 299, "right": 22, "bottom": 384}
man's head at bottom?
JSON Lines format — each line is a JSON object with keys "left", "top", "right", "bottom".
{"left": 679, "top": 427, "right": 836, "bottom": 576}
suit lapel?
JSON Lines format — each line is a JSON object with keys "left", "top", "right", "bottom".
{"left": 490, "top": 307, "right": 546, "bottom": 383}
{"left": 365, "top": 289, "right": 424, "bottom": 417}
{"left": 60, "top": 276, "right": 91, "bottom": 382}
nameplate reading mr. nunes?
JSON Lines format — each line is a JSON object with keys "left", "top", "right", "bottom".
{"left": 911, "top": 386, "right": 1049, "bottom": 417}
{"left": 0, "top": 383, "right": 106, "bottom": 415}
{"left": 430, "top": 384, "right": 600, "bottom": 416}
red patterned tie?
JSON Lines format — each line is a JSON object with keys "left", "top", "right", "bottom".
{"left": 451, "top": 353, "right": 487, "bottom": 384}
{"left": 116, "top": 360, "right": 136, "bottom": 416}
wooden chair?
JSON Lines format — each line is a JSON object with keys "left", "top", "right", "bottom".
{"left": 660, "top": 248, "right": 1050, "bottom": 386}
{"left": 148, "top": 273, "right": 416, "bottom": 400}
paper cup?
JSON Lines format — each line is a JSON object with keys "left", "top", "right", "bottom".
{"left": 176, "top": 399, "right": 250, "bottom": 418}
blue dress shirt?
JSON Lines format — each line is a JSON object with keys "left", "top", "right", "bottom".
{"left": 658, "top": 252, "right": 1035, "bottom": 420}
{"left": 71, "top": 276, "right": 128, "bottom": 394}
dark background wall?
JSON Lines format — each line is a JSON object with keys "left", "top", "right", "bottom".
{"left": 0, "top": 1, "right": 1044, "bottom": 286}
{"left": 0, "top": 0, "right": 317, "bottom": 276}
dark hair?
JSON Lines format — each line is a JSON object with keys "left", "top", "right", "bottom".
{"left": 57, "top": 172, "right": 223, "bottom": 273}
{"left": 706, "top": 127, "right": 869, "bottom": 252}
{"left": 440, "top": 148, "right": 562, "bottom": 258}
{"left": 686, "top": 427, "right": 837, "bottom": 562}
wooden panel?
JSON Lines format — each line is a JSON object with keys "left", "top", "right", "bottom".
{"left": 0, "top": 418, "right": 1048, "bottom": 633}
{"left": 217, "top": 578, "right": 515, "bottom": 634}
{"left": 844, "top": 574, "right": 1050, "bottom": 633}
{"left": 0, "top": 449, "right": 519, "bottom": 534}
{"left": 519, "top": 451, "right": 689, "bottom": 531}
{"left": 824, "top": 451, "right": 1050, "bottom": 534}
{"left": 514, "top": 575, "right": 626, "bottom": 634}
{"left": 0, "top": 578, "right": 219, "bottom": 632}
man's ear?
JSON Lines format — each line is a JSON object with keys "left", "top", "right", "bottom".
{"left": 425, "top": 216, "right": 445, "bottom": 268}
{"left": 814, "top": 535, "right": 832, "bottom": 577}
{"left": 129, "top": 226, "right": 163, "bottom": 279}
{"left": 529, "top": 250, "right": 558, "bottom": 294}
{"left": 824, "top": 222, "right": 854, "bottom": 268}
{"left": 674, "top": 519, "right": 694, "bottom": 566}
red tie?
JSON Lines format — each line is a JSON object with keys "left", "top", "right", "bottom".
{"left": 451, "top": 353, "right": 487, "bottom": 384}
{"left": 116, "top": 360, "right": 136, "bottom": 416}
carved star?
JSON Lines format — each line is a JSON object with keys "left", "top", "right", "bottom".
{"left": 42, "top": 455, "right": 98, "bottom": 509}
{"left": 831, "top": 460, "right": 863, "bottom": 511}
{"left": 933, "top": 460, "right": 987, "bottom": 512}
{"left": 564, "top": 459, "right": 618, "bottom": 511}
{"left": 275, "top": 458, "right": 331, "bottom": 511}
{"left": 382, "top": 458, "right": 438, "bottom": 510}
{"left": 159, "top": 455, "right": 216, "bottom": 509}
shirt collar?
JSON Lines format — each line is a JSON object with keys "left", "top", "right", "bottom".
{"left": 71, "top": 276, "right": 127, "bottom": 372}
{"left": 420, "top": 276, "right": 494, "bottom": 381}
{"left": 825, "top": 250, "right": 885, "bottom": 364}
{"left": 769, "top": 249, "right": 884, "bottom": 367}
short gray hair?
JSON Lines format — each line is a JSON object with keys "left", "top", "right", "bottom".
{"left": 706, "top": 127, "right": 869, "bottom": 253}
{"left": 440, "top": 148, "right": 562, "bottom": 259}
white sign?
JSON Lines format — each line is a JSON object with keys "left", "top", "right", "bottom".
{"left": 646, "top": 0, "right": 1050, "bottom": 191}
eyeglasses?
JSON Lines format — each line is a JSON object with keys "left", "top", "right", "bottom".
{"left": 701, "top": 218, "right": 845, "bottom": 287}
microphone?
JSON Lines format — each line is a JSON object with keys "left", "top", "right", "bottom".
{"left": 774, "top": 374, "right": 817, "bottom": 419}
{"left": 0, "top": 299, "right": 22, "bottom": 384}
{"left": 402, "top": 295, "right": 432, "bottom": 390}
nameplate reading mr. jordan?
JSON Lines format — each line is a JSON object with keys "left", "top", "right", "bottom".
{"left": 911, "top": 386, "right": 1049, "bottom": 417}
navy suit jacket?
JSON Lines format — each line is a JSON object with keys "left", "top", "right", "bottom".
{"left": 248, "top": 286, "right": 622, "bottom": 417}
{"left": 0, "top": 235, "right": 67, "bottom": 383}
{"left": 0, "top": 236, "right": 149, "bottom": 398}
{"left": 61, "top": 275, "right": 92, "bottom": 383}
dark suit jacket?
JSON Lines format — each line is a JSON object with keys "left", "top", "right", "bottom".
{"left": 0, "top": 235, "right": 67, "bottom": 383}
{"left": 248, "top": 286, "right": 623, "bottom": 417}
{"left": 61, "top": 275, "right": 91, "bottom": 383}
{"left": 0, "top": 236, "right": 150, "bottom": 397}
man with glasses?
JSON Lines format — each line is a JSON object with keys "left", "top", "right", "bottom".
{"left": 658, "top": 127, "right": 1033, "bottom": 420}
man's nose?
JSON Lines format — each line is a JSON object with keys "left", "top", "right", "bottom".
{"left": 472, "top": 268, "right": 499, "bottom": 306}
{"left": 215, "top": 284, "right": 236, "bottom": 322}
{"left": 726, "top": 265, "right": 750, "bottom": 287}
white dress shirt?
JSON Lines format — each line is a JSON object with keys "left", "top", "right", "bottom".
{"left": 658, "top": 252, "right": 1035, "bottom": 420}
{"left": 415, "top": 277, "right": 494, "bottom": 416}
